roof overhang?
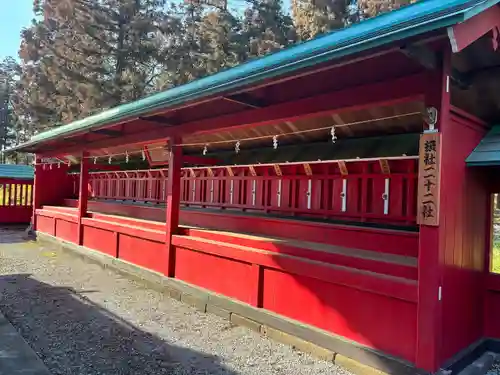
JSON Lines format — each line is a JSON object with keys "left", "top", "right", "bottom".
{"left": 466, "top": 124, "right": 500, "bottom": 166}
{"left": 8, "top": 0, "right": 500, "bottom": 155}
{"left": 0, "top": 164, "right": 34, "bottom": 180}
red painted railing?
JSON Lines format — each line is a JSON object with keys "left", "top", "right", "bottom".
{"left": 71, "top": 157, "right": 418, "bottom": 225}
{"left": 0, "top": 178, "right": 34, "bottom": 224}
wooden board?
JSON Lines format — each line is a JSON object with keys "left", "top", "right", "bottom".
{"left": 417, "top": 132, "right": 441, "bottom": 226}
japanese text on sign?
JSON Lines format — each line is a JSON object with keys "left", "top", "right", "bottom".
{"left": 417, "top": 132, "right": 441, "bottom": 226}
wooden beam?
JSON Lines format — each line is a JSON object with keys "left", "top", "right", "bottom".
{"left": 400, "top": 44, "right": 470, "bottom": 89}
{"left": 224, "top": 35, "right": 443, "bottom": 102}
{"left": 415, "top": 47, "right": 451, "bottom": 373}
{"left": 139, "top": 115, "right": 177, "bottom": 126}
{"left": 88, "top": 164, "right": 122, "bottom": 171}
{"left": 273, "top": 164, "right": 282, "bottom": 176}
{"left": 183, "top": 73, "right": 426, "bottom": 137}
{"left": 32, "top": 157, "right": 43, "bottom": 230}
{"left": 448, "top": 5, "right": 500, "bottom": 53}
{"left": 182, "top": 155, "right": 222, "bottom": 166}
{"left": 331, "top": 114, "right": 353, "bottom": 137}
{"left": 285, "top": 120, "right": 307, "bottom": 140}
{"left": 165, "top": 137, "right": 182, "bottom": 277}
{"left": 338, "top": 161, "right": 348, "bottom": 175}
{"left": 142, "top": 155, "right": 221, "bottom": 167}
{"left": 91, "top": 129, "right": 123, "bottom": 137}
{"left": 77, "top": 152, "right": 90, "bottom": 246}
{"left": 401, "top": 44, "right": 439, "bottom": 70}
{"left": 43, "top": 73, "right": 427, "bottom": 157}
{"left": 303, "top": 163, "right": 312, "bottom": 176}
{"left": 222, "top": 94, "right": 264, "bottom": 108}
{"left": 379, "top": 159, "right": 390, "bottom": 174}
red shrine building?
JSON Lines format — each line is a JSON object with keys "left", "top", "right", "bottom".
{"left": 11, "top": 0, "right": 500, "bottom": 373}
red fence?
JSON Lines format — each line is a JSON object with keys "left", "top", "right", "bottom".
{"left": 71, "top": 157, "right": 418, "bottom": 226}
{"left": 0, "top": 178, "right": 34, "bottom": 224}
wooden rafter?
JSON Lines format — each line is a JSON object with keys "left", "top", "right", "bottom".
{"left": 44, "top": 73, "right": 427, "bottom": 157}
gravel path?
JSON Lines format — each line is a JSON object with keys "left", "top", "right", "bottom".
{"left": 0, "top": 228, "right": 351, "bottom": 375}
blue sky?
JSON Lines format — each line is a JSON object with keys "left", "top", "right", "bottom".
{"left": 0, "top": 1, "right": 33, "bottom": 60}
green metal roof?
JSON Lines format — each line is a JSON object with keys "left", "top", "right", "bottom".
{"left": 0, "top": 164, "right": 34, "bottom": 180}
{"left": 466, "top": 125, "right": 500, "bottom": 166}
{"left": 12, "top": 0, "right": 500, "bottom": 152}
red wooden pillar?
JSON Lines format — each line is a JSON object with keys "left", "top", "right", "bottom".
{"left": 415, "top": 48, "right": 451, "bottom": 372}
{"left": 32, "top": 156, "right": 44, "bottom": 230}
{"left": 77, "top": 152, "right": 90, "bottom": 246}
{"left": 165, "top": 138, "right": 183, "bottom": 277}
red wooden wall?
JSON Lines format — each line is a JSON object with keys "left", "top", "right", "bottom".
{"left": 173, "top": 240, "right": 417, "bottom": 361}
{"left": 33, "top": 163, "right": 73, "bottom": 230}
{"left": 36, "top": 210, "right": 78, "bottom": 243}
{"left": 60, "top": 198, "right": 420, "bottom": 257}
{"left": 36, "top": 113, "right": 497, "bottom": 371}
{"left": 260, "top": 268, "right": 417, "bottom": 360}
{"left": 45, "top": 113, "right": 496, "bottom": 370}
{"left": 438, "top": 111, "right": 489, "bottom": 363}
{"left": 34, "top": 164, "right": 72, "bottom": 207}
{"left": 485, "top": 275, "right": 500, "bottom": 338}
{"left": 40, "top": 110, "right": 498, "bottom": 373}
{"left": 0, "top": 178, "right": 34, "bottom": 224}
{"left": 33, "top": 204, "right": 419, "bottom": 363}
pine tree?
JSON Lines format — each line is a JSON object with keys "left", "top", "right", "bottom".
{"left": 99, "top": 0, "right": 179, "bottom": 102}
{"left": 356, "top": 0, "right": 416, "bottom": 19}
{"left": 0, "top": 58, "right": 31, "bottom": 162}
{"left": 16, "top": 0, "right": 185, "bottom": 131}
{"left": 197, "top": 9, "right": 244, "bottom": 74}
{"left": 242, "top": 0, "right": 296, "bottom": 58}
{"left": 0, "top": 59, "right": 15, "bottom": 161}
{"left": 176, "top": 3, "right": 215, "bottom": 83}
{"left": 291, "top": 0, "right": 351, "bottom": 41}
{"left": 150, "top": 2, "right": 243, "bottom": 87}
{"left": 11, "top": 0, "right": 419, "bottom": 137}
{"left": 18, "top": 0, "right": 114, "bottom": 126}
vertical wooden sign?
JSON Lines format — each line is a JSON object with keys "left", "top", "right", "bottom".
{"left": 417, "top": 132, "right": 441, "bottom": 226}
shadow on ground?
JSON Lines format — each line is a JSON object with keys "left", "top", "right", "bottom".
{"left": 0, "top": 226, "right": 31, "bottom": 244}
{"left": 0, "top": 273, "right": 240, "bottom": 375}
